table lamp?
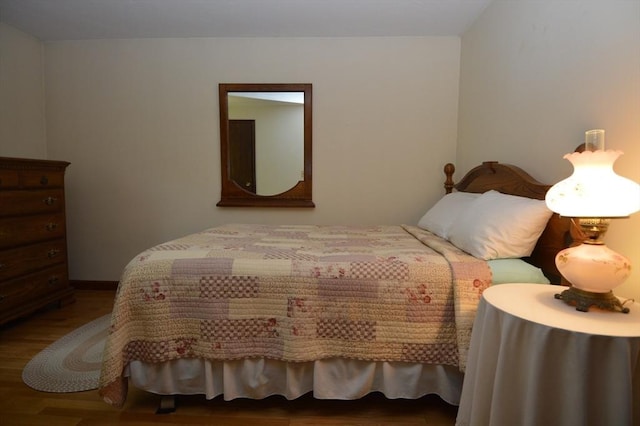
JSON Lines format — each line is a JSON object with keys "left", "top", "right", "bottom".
{"left": 545, "top": 129, "right": 640, "bottom": 313}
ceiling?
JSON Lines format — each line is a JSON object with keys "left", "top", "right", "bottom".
{"left": 0, "top": 0, "right": 492, "bottom": 41}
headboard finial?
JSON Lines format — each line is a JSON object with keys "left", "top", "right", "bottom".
{"left": 444, "top": 163, "right": 455, "bottom": 194}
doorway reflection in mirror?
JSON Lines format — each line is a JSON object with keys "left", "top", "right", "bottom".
{"left": 228, "top": 92, "right": 304, "bottom": 196}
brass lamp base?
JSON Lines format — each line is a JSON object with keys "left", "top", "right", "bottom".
{"left": 555, "top": 287, "right": 630, "bottom": 314}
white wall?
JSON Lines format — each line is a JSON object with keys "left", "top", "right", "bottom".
{"left": 43, "top": 37, "right": 461, "bottom": 281}
{"left": 458, "top": 0, "right": 640, "bottom": 301}
{"left": 0, "top": 23, "right": 47, "bottom": 158}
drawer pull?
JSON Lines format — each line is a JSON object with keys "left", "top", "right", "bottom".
{"left": 48, "top": 276, "right": 59, "bottom": 286}
{"left": 0, "top": 295, "right": 5, "bottom": 303}
{"left": 47, "top": 249, "right": 60, "bottom": 258}
{"left": 46, "top": 223, "right": 58, "bottom": 231}
{"left": 43, "top": 196, "right": 58, "bottom": 206}
{"left": 40, "top": 176, "right": 49, "bottom": 185}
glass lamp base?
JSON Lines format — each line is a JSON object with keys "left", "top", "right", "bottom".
{"left": 555, "top": 287, "right": 630, "bottom": 313}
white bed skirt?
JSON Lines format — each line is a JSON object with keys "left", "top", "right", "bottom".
{"left": 125, "top": 358, "right": 463, "bottom": 405}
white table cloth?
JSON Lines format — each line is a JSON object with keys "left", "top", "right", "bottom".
{"left": 456, "top": 283, "right": 640, "bottom": 426}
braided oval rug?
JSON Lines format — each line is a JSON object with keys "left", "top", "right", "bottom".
{"left": 22, "top": 314, "right": 111, "bottom": 393}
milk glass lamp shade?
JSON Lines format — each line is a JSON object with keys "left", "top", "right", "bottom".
{"left": 545, "top": 149, "right": 640, "bottom": 313}
{"left": 545, "top": 150, "right": 640, "bottom": 217}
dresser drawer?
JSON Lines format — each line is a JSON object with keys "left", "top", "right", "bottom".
{"left": 0, "top": 189, "right": 65, "bottom": 217}
{"left": 19, "top": 169, "right": 65, "bottom": 188}
{"left": 0, "top": 264, "right": 68, "bottom": 310}
{"left": 0, "top": 168, "right": 64, "bottom": 189}
{"left": 0, "top": 169, "right": 20, "bottom": 189}
{"left": 0, "top": 213, "right": 66, "bottom": 249}
{"left": 0, "top": 240, "right": 67, "bottom": 281}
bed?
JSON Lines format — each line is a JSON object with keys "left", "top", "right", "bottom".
{"left": 98, "top": 161, "right": 572, "bottom": 410}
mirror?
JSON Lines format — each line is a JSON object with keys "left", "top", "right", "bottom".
{"left": 217, "top": 83, "right": 314, "bottom": 207}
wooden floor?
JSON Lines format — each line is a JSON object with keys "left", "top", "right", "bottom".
{"left": 0, "top": 290, "right": 459, "bottom": 425}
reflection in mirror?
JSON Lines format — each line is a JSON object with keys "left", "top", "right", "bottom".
{"left": 218, "top": 83, "right": 313, "bottom": 207}
{"left": 228, "top": 92, "right": 304, "bottom": 196}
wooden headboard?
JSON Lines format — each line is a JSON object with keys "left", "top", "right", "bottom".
{"left": 444, "top": 161, "right": 573, "bottom": 284}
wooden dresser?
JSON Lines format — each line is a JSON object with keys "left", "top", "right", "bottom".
{"left": 0, "top": 157, "right": 75, "bottom": 325}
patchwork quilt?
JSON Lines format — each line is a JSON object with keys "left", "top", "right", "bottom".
{"left": 99, "top": 224, "right": 492, "bottom": 407}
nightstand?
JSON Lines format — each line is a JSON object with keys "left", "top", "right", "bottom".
{"left": 456, "top": 283, "right": 640, "bottom": 426}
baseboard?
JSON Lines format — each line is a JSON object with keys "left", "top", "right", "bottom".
{"left": 70, "top": 280, "right": 118, "bottom": 291}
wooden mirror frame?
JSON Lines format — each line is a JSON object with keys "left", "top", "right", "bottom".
{"left": 217, "top": 83, "right": 314, "bottom": 207}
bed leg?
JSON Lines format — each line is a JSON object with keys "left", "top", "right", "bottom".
{"left": 156, "top": 395, "right": 176, "bottom": 414}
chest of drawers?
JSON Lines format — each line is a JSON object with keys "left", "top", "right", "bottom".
{"left": 0, "top": 157, "right": 75, "bottom": 325}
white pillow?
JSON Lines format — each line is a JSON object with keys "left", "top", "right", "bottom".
{"left": 448, "top": 190, "right": 553, "bottom": 260}
{"left": 417, "top": 192, "right": 480, "bottom": 239}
